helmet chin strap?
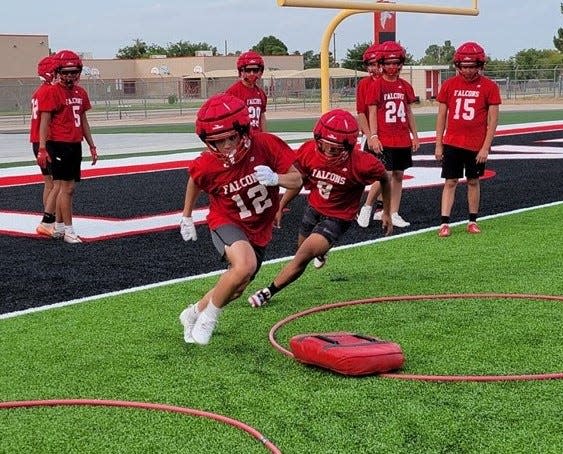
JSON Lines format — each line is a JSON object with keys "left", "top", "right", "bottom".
{"left": 209, "top": 134, "right": 251, "bottom": 167}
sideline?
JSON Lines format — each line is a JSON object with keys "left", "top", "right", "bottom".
{"left": 1, "top": 120, "right": 562, "bottom": 166}
{"left": 1, "top": 201, "right": 561, "bottom": 321}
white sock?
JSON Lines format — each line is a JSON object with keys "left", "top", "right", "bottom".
{"left": 203, "top": 299, "right": 222, "bottom": 321}
{"left": 55, "top": 222, "right": 65, "bottom": 232}
{"left": 64, "top": 225, "right": 75, "bottom": 234}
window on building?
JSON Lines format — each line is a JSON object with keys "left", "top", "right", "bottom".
{"left": 123, "top": 80, "right": 136, "bottom": 95}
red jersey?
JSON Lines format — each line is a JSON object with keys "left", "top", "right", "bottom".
{"left": 29, "top": 83, "right": 53, "bottom": 143}
{"left": 367, "top": 77, "right": 417, "bottom": 147}
{"left": 225, "top": 80, "right": 267, "bottom": 132}
{"left": 48, "top": 83, "right": 92, "bottom": 143}
{"left": 188, "top": 132, "right": 296, "bottom": 247}
{"left": 437, "top": 74, "right": 501, "bottom": 152}
{"left": 355, "top": 75, "right": 379, "bottom": 118}
{"left": 295, "top": 140, "right": 387, "bottom": 221}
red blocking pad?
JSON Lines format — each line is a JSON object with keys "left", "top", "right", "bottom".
{"left": 289, "top": 332, "right": 405, "bottom": 376}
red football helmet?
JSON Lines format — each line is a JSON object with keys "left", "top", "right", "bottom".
{"left": 236, "top": 51, "right": 265, "bottom": 72}
{"left": 196, "top": 93, "right": 252, "bottom": 166}
{"left": 363, "top": 44, "right": 381, "bottom": 76}
{"left": 454, "top": 41, "right": 486, "bottom": 67}
{"left": 237, "top": 51, "right": 264, "bottom": 85}
{"left": 313, "top": 109, "right": 359, "bottom": 164}
{"left": 54, "top": 49, "right": 83, "bottom": 72}
{"left": 53, "top": 50, "right": 83, "bottom": 88}
{"left": 37, "top": 56, "right": 57, "bottom": 83}
{"left": 362, "top": 43, "right": 381, "bottom": 64}
{"left": 377, "top": 41, "right": 406, "bottom": 64}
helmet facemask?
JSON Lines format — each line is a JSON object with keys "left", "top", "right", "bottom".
{"left": 365, "top": 59, "right": 380, "bottom": 77}
{"left": 58, "top": 67, "right": 81, "bottom": 89}
{"left": 53, "top": 50, "right": 83, "bottom": 89}
{"left": 240, "top": 65, "right": 263, "bottom": 86}
{"left": 454, "top": 42, "right": 486, "bottom": 81}
{"left": 313, "top": 109, "right": 358, "bottom": 167}
{"left": 455, "top": 61, "right": 484, "bottom": 82}
{"left": 196, "top": 93, "right": 253, "bottom": 167}
{"left": 205, "top": 129, "right": 251, "bottom": 167}
{"left": 316, "top": 139, "right": 350, "bottom": 166}
{"left": 380, "top": 58, "right": 403, "bottom": 78}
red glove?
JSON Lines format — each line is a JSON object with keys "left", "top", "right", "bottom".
{"left": 37, "top": 147, "right": 50, "bottom": 168}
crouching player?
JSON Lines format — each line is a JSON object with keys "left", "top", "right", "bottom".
{"left": 248, "top": 109, "right": 392, "bottom": 308}
{"left": 178, "top": 93, "right": 302, "bottom": 345}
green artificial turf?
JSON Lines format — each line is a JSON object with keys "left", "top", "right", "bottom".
{"left": 1, "top": 205, "right": 562, "bottom": 453}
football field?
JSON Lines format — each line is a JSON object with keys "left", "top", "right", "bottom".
{"left": 1, "top": 114, "right": 562, "bottom": 453}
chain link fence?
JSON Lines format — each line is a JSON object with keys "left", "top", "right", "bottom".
{"left": 1, "top": 68, "right": 561, "bottom": 127}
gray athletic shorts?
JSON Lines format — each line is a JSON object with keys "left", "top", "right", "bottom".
{"left": 211, "top": 224, "right": 265, "bottom": 279}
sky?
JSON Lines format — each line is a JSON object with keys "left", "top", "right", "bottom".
{"left": 2, "top": 1, "right": 561, "bottom": 61}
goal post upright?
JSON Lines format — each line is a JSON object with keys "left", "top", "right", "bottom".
{"left": 276, "top": 0, "right": 479, "bottom": 112}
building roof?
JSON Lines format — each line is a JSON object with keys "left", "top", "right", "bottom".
{"left": 185, "top": 67, "right": 369, "bottom": 79}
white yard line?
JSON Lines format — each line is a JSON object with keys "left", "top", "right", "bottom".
{"left": 1, "top": 201, "right": 561, "bottom": 321}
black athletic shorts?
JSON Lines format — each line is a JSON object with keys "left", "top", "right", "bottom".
{"left": 441, "top": 144, "right": 486, "bottom": 179}
{"left": 48, "top": 141, "right": 83, "bottom": 182}
{"left": 299, "top": 205, "right": 352, "bottom": 246}
{"left": 381, "top": 146, "right": 412, "bottom": 172}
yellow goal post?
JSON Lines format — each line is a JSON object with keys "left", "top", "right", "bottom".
{"left": 276, "top": 1, "right": 479, "bottom": 112}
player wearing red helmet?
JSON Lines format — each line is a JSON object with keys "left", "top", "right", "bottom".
{"left": 54, "top": 49, "right": 83, "bottom": 89}
{"left": 435, "top": 41, "right": 501, "bottom": 237}
{"left": 248, "top": 109, "right": 392, "bottom": 308}
{"left": 37, "top": 49, "right": 98, "bottom": 243}
{"left": 226, "top": 50, "right": 268, "bottom": 132}
{"left": 357, "top": 41, "right": 419, "bottom": 229}
{"left": 179, "top": 93, "right": 302, "bottom": 345}
{"left": 454, "top": 41, "right": 486, "bottom": 81}
{"left": 30, "top": 55, "right": 59, "bottom": 237}
{"left": 356, "top": 43, "right": 381, "bottom": 146}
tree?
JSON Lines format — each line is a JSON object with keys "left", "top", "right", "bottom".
{"left": 116, "top": 39, "right": 216, "bottom": 59}
{"left": 166, "top": 41, "right": 217, "bottom": 57}
{"left": 419, "top": 40, "right": 455, "bottom": 65}
{"left": 116, "top": 39, "right": 149, "bottom": 59}
{"left": 341, "top": 42, "right": 371, "bottom": 71}
{"left": 510, "top": 48, "right": 563, "bottom": 80}
{"left": 252, "top": 36, "right": 289, "bottom": 56}
{"left": 301, "top": 49, "right": 337, "bottom": 69}
{"left": 554, "top": 3, "right": 563, "bottom": 52}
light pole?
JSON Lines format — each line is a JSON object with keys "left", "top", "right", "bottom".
{"left": 332, "top": 33, "right": 337, "bottom": 67}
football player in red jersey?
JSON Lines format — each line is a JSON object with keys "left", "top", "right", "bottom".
{"left": 434, "top": 42, "right": 501, "bottom": 237}
{"left": 248, "top": 109, "right": 392, "bottom": 308}
{"left": 38, "top": 50, "right": 99, "bottom": 243}
{"left": 178, "top": 93, "right": 302, "bottom": 345}
{"left": 356, "top": 43, "right": 381, "bottom": 146}
{"left": 30, "top": 55, "right": 59, "bottom": 237}
{"left": 358, "top": 41, "right": 419, "bottom": 229}
{"left": 225, "top": 50, "right": 268, "bottom": 132}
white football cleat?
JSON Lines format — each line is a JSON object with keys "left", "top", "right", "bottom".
{"left": 356, "top": 205, "right": 372, "bottom": 228}
{"left": 179, "top": 304, "right": 199, "bottom": 343}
